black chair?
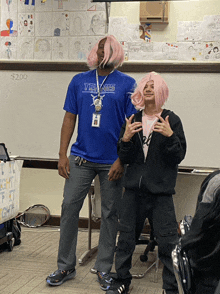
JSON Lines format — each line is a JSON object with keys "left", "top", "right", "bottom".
{"left": 172, "top": 216, "right": 193, "bottom": 294}
{"left": 133, "top": 218, "right": 159, "bottom": 279}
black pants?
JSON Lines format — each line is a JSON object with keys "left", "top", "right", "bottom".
{"left": 115, "top": 189, "right": 179, "bottom": 293}
{"left": 193, "top": 270, "right": 219, "bottom": 294}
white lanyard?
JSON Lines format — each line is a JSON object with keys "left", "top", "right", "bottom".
{"left": 95, "top": 69, "right": 114, "bottom": 98}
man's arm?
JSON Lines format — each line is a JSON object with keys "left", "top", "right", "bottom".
{"left": 58, "top": 112, "right": 77, "bottom": 179}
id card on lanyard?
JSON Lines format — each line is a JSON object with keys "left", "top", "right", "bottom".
{"left": 92, "top": 113, "right": 101, "bottom": 128}
{"left": 91, "top": 69, "right": 114, "bottom": 128}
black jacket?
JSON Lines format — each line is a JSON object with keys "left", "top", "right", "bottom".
{"left": 117, "top": 109, "right": 187, "bottom": 195}
{"left": 181, "top": 170, "right": 220, "bottom": 277}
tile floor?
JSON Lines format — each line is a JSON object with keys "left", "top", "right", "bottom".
{"left": 1, "top": 226, "right": 164, "bottom": 294}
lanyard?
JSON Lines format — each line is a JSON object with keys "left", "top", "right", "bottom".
{"left": 95, "top": 69, "right": 114, "bottom": 98}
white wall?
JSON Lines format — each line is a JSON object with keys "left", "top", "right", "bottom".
{"left": 18, "top": 0, "right": 220, "bottom": 218}
{"left": 19, "top": 167, "right": 207, "bottom": 221}
{"left": 19, "top": 168, "right": 89, "bottom": 217}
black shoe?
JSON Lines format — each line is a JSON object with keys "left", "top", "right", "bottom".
{"left": 106, "top": 283, "right": 129, "bottom": 294}
{"left": 46, "top": 268, "right": 76, "bottom": 286}
{"left": 97, "top": 271, "right": 113, "bottom": 291}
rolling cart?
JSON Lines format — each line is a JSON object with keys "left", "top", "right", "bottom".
{"left": 0, "top": 145, "right": 23, "bottom": 251}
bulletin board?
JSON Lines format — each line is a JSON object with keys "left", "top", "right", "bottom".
{"left": 0, "top": 0, "right": 220, "bottom": 63}
{"left": 0, "top": 0, "right": 108, "bottom": 61}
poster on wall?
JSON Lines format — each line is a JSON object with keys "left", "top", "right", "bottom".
{"left": 0, "top": 160, "right": 23, "bottom": 224}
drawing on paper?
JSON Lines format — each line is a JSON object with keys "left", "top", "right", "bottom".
{"left": 5, "top": 41, "right": 12, "bottom": 58}
{"left": 35, "top": 12, "right": 53, "bottom": 36}
{"left": 53, "top": 0, "right": 69, "bottom": 11}
{"left": 6, "top": 0, "right": 12, "bottom": 12}
{"left": 69, "top": 12, "right": 87, "bottom": 36}
{"left": 52, "top": 37, "right": 68, "bottom": 60}
{"left": 204, "top": 42, "right": 220, "bottom": 60}
{"left": 1, "top": 18, "right": 18, "bottom": 36}
{"left": 34, "top": 38, "right": 51, "bottom": 59}
{"left": 35, "top": 0, "right": 52, "bottom": 12}
{"left": 68, "top": 0, "right": 87, "bottom": 11}
{"left": 69, "top": 37, "right": 87, "bottom": 60}
{"left": 17, "top": 38, "right": 34, "bottom": 59}
{"left": 53, "top": 12, "right": 69, "bottom": 37}
{"left": 18, "top": 0, "right": 35, "bottom": 12}
{"left": 87, "top": 0, "right": 106, "bottom": 12}
{"left": 2, "top": 0, "right": 17, "bottom": 13}
{"left": 87, "top": 12, "right": 106, "bottom": 36}
{"left": 1, "top": 37, "right": 17, "bottom": 59}
{"left": 18, "top": 13, "right": 34, "bottom": 37}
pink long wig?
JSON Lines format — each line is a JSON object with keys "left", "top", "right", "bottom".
{"left": 87, "top": 35, "right": 124, "bottom": 69}
{"left": 131, "top": 72, "right": 169, "bottom": 110}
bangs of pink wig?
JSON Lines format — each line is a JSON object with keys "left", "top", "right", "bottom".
{"left": 87, "top": 35, "right": 124, "bottom": 69}
{"left": 131, "top": 72, "right": 169, "bottom": 110}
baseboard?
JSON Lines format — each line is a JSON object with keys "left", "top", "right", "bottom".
{"left": 44, "top": 215, "right": 101, "bottom": 229}
{"left": 45, "top": 215, "right": 151, "bottom": 234}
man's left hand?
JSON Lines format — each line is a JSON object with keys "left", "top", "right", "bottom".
{"left": 108, "top": 158, "right": 124, "bottom": 181}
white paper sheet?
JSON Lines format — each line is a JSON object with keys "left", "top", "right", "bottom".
{"left": 52, "top": 36, "right": 69, "bottom": 60}
{"left": 34, "top": 37, "right": 52, "bottom": 60}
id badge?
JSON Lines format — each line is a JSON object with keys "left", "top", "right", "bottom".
{"left": 92, "top": 113, "right": 101, "bottom": 127}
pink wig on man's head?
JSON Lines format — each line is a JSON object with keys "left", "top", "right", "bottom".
{"left": 87, "top": 35, "right": 124, "bottom": 69}
{"left": 131, "top": 72, "right": 169, "bottom": 110}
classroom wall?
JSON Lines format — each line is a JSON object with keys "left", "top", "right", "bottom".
{"left": 19, "top": 167, "right": 207, "bottom": 221}
{"left": 18, "top": 0, "right": 220, "bottom": 219}
{"left": 111, "top": 0, "right": 220, "bottom": 42}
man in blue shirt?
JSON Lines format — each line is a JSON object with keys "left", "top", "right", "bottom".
{"left": 46, "top": 35, "right": 136, "bottom": 289}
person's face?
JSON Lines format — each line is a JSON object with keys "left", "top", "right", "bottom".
{"left": 97, "top": 38, "right": 106, "bottom": 65}
{"left": 92, "top": 15, "right": 100, "bottom": 26}
{"left": 39, "top": 40, "right": 48, "bottom": 52}
{"left": 143, "top": 80, "right": 155, "bottom": 102}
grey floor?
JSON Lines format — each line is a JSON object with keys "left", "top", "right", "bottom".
{"left": 1, "top": 226, "right": 164, "bottom": 294}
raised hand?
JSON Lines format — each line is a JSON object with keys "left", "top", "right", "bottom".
{"left": 154, "top": 115, "right": 173, "bottom": 137}
{"left": 122, "top": 114, "right": 143, "bottom": 142}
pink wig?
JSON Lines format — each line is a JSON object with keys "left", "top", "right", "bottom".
{"left": 87, "top": 35, "right": 124, "bottom": 69}
{"left": 131, "top": 72, "right": 169, "bottom": 110}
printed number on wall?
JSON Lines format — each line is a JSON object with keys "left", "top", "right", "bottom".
{"left": 11, "top": 73, "right": 28, "bottom": 80}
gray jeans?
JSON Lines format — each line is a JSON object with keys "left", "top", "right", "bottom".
{"left": 57, "top": 155, "right": 123, "bottom": 273}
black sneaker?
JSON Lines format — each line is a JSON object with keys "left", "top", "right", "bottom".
{"left": 106, "top": 283, "right": 129, "bottom": 294}
{"left": 97, "top": 271, "right": 114, "bottom": 291}
{"left": 46, "top": 268, "right": 76, "bottom": 286}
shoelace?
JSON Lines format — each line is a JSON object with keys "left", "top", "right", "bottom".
{"left": 99, "top": 272, "right": 113, "bottom": 283}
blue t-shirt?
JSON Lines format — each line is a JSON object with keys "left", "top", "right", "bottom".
{"left": 64, "top": 69, "right": 136, "bottom": 164}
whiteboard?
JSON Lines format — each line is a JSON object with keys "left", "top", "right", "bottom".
{"left": 1, "top": 70, "right": 220, "bottom": 168}
{"left": 0, "top": 70, "right": 78, "bottom": 159}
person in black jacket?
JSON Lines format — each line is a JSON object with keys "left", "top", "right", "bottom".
{"left": 103, "top": 72, "right": 187, "bottom": 294}
{"left": 181, "top": 170, "right": 220, "bottom": 294}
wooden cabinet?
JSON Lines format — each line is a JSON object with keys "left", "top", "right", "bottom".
{"left": 140, "top": 1, "right": 169, "bottom": 24}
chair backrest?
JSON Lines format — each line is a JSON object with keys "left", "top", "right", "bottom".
{"left": 172, "top": 216, "right": 193, "bottom": 294}
{"left": 172, "top": 242, "right": 193, "bottom": 294}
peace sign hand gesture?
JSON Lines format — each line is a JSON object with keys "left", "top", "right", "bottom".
{"left": 154, "top": 115, "right": 174, "bottom": 137}
{"left": 122, "top": 114, "right": 143, "bottom": 142}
